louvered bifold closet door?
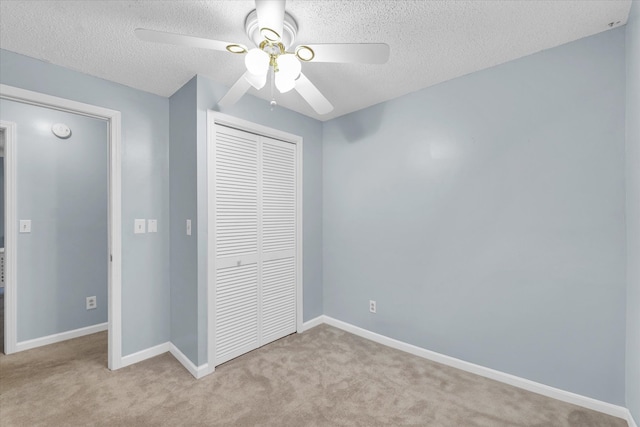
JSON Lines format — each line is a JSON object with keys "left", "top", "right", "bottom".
{"left": 213, "top": 126, "right": 260, "bottom": 366}
{"left": 260, "top": 137, "right": 297, "bottom": 345}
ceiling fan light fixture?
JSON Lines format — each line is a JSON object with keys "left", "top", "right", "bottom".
{"left": 245, "top": 48, "right": 270, "bottom": 76}
{"left": 136, "top": 1, "right": 389, "bottom": 116}
{"left": 226, "top": 44, "right": 248, "bottom": 54}
{"left": 277, "top": 54, "right": 301, "bottom": 79}
{"left": 295, "top": 45, "right": 315, "bottom": 62}
{"left": 275, "top": 73, "right": 296, "bottom": 93}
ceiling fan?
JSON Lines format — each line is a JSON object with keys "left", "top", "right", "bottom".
{"left": 135, "top": 0, "right": 390, "bottom": 115}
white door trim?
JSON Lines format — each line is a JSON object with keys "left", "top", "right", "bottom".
{"left": 0, "top": 120, "right": 17, "bottom": 355}
{"left": 0, "top": 84, "right": 123, "bottom": 370}
{"left": 207, "top": 111, "right": 303, "bottom": 371}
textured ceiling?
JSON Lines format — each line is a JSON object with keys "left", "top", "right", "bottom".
{"left": 0, "top": 0, "right": 632, "bottom": 121}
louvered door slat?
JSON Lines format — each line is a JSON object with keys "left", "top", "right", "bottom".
{"left": 214, "top": 126, "right": 260, "bottom": 366}
{"left": 215, "top": 263, "right": 259, "bottom": 364}
{"left": 260, "top": 256, "right": 296, "bottom": 344}
{"left": 262, "top": 138, "right": 296, "bottom": 253}
{"left": 259, "top": 137, "right": 297, "bottom": 346}
{"left": 215, "top": 128, "right": 258, "bottom": 258}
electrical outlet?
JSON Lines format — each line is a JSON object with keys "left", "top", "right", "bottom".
{"left": 369, "top": 300, "right": 377, "bottom": 313}
{"left": 86, "top": 296, "right": 97, "bottom": 310}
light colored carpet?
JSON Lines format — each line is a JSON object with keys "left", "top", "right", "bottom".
{"left": 0, "top": 324, "right": 628, "bottom": 426}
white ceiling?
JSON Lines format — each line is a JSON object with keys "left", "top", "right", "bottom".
{"left": 0, "top": 0, "right": 632, "bottom": 121}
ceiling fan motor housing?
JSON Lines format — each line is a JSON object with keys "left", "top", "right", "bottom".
{"left": 245, "top": 10, "right": 298, "bottom": 50}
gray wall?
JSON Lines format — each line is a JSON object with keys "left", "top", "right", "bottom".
{"left": 169, "top": 76, "right": 198, "bottom": 363}
{"left": 0, "top": 99, "right": 107, "bottom": 339}
{"left": 626, "top": 0, "right": 640, "bottom": 420}
{"left": 0, "top": 49, "right": 171, "bottom": 356}
{"left": 322, "top": 28, "right": 626, "bottom": 405}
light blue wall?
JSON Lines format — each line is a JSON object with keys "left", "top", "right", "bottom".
{"left": 0, "top": 99, "right": 107, "bottom": 339}
{"left": 323, "top": 28, "right": 626, "bottom": 404}
{"left": 626, "top": 0, "right": 640, "bottom": 421}
{"left": 0, "top": 49, "right": 171, "bottom": 356}
{"left": 169, "top": 76, "right": 198, "bottom": 363}
{"left": 1, "top": 157, "right": 4, "bottom": 248}
{"left": 193, "top": 75, "right": 324, "bottom": 365}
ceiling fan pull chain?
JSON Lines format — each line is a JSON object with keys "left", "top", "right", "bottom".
{"left": 270, "top": 66, "right": 277, "bottom": 110}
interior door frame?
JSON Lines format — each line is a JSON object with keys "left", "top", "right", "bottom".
{"left": 0, "top": 84, "right": 122, "bottom": 370}
{"left": 207, "top": 111, "right": 303, "bottom": 371}
{"left": 0, "top": 120, "right": 16, "bottom": 355}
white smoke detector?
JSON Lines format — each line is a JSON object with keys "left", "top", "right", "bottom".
{"left": 51, "top": 123, "right": 71, "bottom": 139}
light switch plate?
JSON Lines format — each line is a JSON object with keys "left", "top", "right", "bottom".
{"left": 186, "top": 219, "right": 192, "bottom": 236}
{"left": 19, "top": 220, "right": 32, "bottom": 233}
{"left": 134, "top": 219, "right": 146, "bottom": 234}
{"left": 148, "top": 219, "right": 157, "bottom": 233}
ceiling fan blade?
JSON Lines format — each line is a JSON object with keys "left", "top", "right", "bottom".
{"left": 135, "top": 28, "right": 242, "bottom": 52}
{"left": 255, "top": 0, "right": 286, "bottom": 41}
{"left": 218, "top": 72, "right": 253, "bottom": 107}
{"left": 297, "top": 43, "right": 390, "bottom": 64}
{"left": 294, "top": 73, "right": 333, "bottom": 115}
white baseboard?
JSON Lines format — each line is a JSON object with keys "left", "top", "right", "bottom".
{"left": 628, "top": 410, "right": 638, "bottom": 427}
{"left": 119, "top": 341, "right": 213, "bottom": 379}
{"left": 120, "top": 342, "right": 171, "bottom": 368}
{"left": 16, "top": 323, "right": 214, "bottom": 381}
{"left": 302, "top": 315, "right": 326, "bottom": 332}
{"left": 169, "top": 343, "right": 214, "bottom": 379}
{"left": 322, "top": 316, "right": 629, "bottom": 421}
{"left": 15, "top": 322, "right": 108, "bottom": 353}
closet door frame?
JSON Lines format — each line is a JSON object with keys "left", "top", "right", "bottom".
{"left": 206, "top": 111, "right": 303, "bottom": 371}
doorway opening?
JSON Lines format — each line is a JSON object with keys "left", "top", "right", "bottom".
{"left": 1, "top": 128, "right": 5, "bottom": 354}
{"left": 0, "top": 84, "right": 122, "bottom": 370}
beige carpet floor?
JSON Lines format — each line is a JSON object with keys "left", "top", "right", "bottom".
{"left": 0, "top": 324, "right": 628, "bottom": 426}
